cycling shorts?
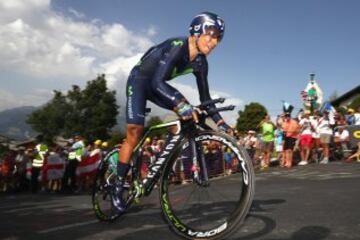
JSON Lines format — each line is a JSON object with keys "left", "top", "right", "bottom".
{"left": 126, "top": 69, "right": 180, "bottom": 125}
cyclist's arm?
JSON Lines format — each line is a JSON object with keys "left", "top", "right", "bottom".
{"left": 194, "top": 55, "right": 223, "bottom": 124}
{"left": 150, "top": 44, "right": 187, "bottom": 109}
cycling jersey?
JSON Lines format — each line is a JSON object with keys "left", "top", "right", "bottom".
{"left": 126, "top": 36, "right": 223, "bottom": 125}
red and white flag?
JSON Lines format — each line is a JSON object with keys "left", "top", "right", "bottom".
{"left": 45, "top": 153, "right": 65, "bottom": 181}
{"left": 76, "top": 152, "right": 101, "bottom": 177}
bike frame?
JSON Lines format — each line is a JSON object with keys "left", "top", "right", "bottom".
{"left": 129, "top": 120, "right": 183, "bottom": 197}
{"left": 127, "top": 119, "right": 208, "bottom": 199}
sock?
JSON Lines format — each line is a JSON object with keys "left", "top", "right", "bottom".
{"left": 117, "top": 161, "right": 130, "bottom": 179}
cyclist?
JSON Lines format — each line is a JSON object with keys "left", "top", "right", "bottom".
{"left": 112, "top": 12, "right": 233, "bottom": 212}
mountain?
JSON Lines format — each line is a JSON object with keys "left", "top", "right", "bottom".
{"left": 0, "top": 106, "right": 128, "bottom": 140}
{"left": 0, "top": 106, "right": 38, "bottom": 140}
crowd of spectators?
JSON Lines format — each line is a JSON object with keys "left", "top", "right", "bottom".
{"left": 0, "top": 135, "right": 109, "bottom": 194}
{"left": 242, "top": 106, "right": 360, "bottom": 170}
{"left": 1, "top": 106, "right": 360, "bottom": 193}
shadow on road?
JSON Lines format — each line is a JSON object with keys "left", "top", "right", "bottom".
{"left": 266, "top": 226, "right": 331, "bottom": 240}
{"left": 0, "top": 195, "right": 331, "bottom": 240}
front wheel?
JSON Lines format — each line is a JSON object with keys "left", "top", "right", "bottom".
{"left": 92, "top": 148, "right": 122, "bottom": 222}
{"left": 159, "top": 131, "right": 255, "bottom": 240}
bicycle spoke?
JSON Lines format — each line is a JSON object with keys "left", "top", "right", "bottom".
{"left": 160, "top": 131, "right": 255, "bottom": 239}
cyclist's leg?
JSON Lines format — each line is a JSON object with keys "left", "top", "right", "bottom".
{"left": 117, "top": 74, "right": 147, "bottom": 178}
{"left": 111, "top": 74, "right": 148, "bottom": 212}
{"left": 148, "top": 84, "right": 179, "bottom": 135}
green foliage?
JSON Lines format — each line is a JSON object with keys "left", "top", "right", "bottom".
{"left": 27, "top": 74, "right": 119, "bottom": 143}
{"left": 236, "top": 102, "right": 267, "bottom": 133}
{"left": 27, "top": 91, "right": 68, "bottom": 143}
{"left": 146, "top": 116, "right": 163, "bottom": 128}
{"left": 108, "top": 129, "right": 126, "bottom": 147}
{"left": 145, "top": 116, "right": 167, "bottom": 137}
{"left": 335, "top": 106, "right": 347, "bottom": 115}
{"left": 349, "top": 96, "right": 360, "bottom": 110}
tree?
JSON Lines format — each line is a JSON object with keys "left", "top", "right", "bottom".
{"left": 108, "top": 129, "right": 126, "bottom": 147}
{"left": 27, "top": 91, "right": 69, "bottom": 143}
{"left": 27, "top": 74, "right": 119, "bottom": 143}
{"left": 145, "top": 116, "right": 167, "bottom": 137}
{"left": 236, "top": 102, "right": 267, "bottom": 133}
{"left": 349, "top": 96, "right": 360, "bottom": 110}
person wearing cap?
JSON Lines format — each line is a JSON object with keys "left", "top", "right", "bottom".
{"left": 90, "top": 139, "right": 102, "bottom": 157}
{"left": 94, "top": 139, "right": 102, "bottom": 147}
{"left": 281, "top": 112, "right": 300, "bottom": 168}
{"left": 298, "top": 110, "right": 314, "bottom": 166}
{"left": 345, "top": 108, "right": 355, "bottom": 125}
{"left": 62, "top": 134, "right": 85, "bottom": 193}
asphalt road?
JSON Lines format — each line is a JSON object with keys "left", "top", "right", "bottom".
{"left": 1, "top": 161, "right": 360, "bottom": 240}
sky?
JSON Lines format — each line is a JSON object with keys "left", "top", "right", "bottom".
{"left": 0, "top": 0, "right": 359, "bottom": 126}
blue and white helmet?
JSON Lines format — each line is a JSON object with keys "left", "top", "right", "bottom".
{"left": 189, "top": 12, "right": 225, "bottom": 41}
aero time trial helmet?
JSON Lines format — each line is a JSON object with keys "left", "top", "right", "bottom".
{"left": 189, "top": 12, "right": 225, "bottom": 41}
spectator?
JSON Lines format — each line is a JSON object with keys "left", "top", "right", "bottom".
{"left": 14, "top": 147, "right": 30, "bottom": 191}
{"left": 62, "top": 134, "right": 85, "bottom": 193}
{"left": 281, "top": 112, "right": 299, "bottom": 168}
{"left": 345, "top": 142, "right": 360, "bottom": 163}
{"left": 318, "top": 111, "right": 333, "bottom": 164}
{"left": 90, "top": 140, "right": 102, "bottom": 157}
{"left": 101, "top": 141, "right": 109, "bottom": 156}
{"left": 243, "top": 130, "right": 257, "bottom": 164}
{"left": 258, "top": 114, "right": 275, "bottom": 170}
{"left": 310, "top": 111, "right": 321, "bottom": 162}
{"left": 334, "top": 126, "right": 351, "bottom": 160}
{"left": 1, "top": 151, "right": 15, "bottom": 192}
{"left": 172, "top": 156, "right": 187, "bottom": 184}
{"left": 354, "top": 106, "right": 360, "bottom": 125}
{"left": 274, "top": 124, "right": 285, "bottom": 167}
{"left": 335, "top": 112, "right": 347, "bottom": 126}
{"left": 224, "top": 147, "right": 233, "bottom": 175}
{"left": 298, "top": 110, "right": 314, "bottom": 166}
{"left": 46, "top": 147, "right": 65, "bottom": 192}
{"left": 31, "top": 135, "right": 49, "bottom": 193}
{"left": 345, "top": 108, "right": 355, "bottom": 125}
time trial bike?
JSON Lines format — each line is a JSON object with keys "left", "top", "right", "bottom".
{"left": 92, "top": 98, "right": 255, "bottom": 240}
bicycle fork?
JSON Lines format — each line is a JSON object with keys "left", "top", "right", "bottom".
{"left": 190, "top": 138, "right": 210, "bottom": 187}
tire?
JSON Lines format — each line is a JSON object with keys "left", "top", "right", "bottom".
{"left": 92, "top": 148, "right": 122, "bottom": 222}
{"left": 159, "top": 131, "right": 255, "bottom": 239}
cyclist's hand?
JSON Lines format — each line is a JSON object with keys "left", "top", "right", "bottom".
{"left": 176, "top": 102, "right": 198, "bottom": 123}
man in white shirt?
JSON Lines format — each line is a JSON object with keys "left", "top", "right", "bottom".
{"left": 318, "top": 111, "right": 333, "bottom": 164}
{"left": 354, "top": 106, "right": 360, "bottom": 125}
{"left": 334, "top": 126, "right": 350, "bottom": 159}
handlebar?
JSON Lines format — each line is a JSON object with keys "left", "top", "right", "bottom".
{"left": 199, "top": 98, "right": 225, "bottom": 108}
{"left": 206, "top": 105, "right": 235, "bottom": 115}
{"left": 195, "top": 98, "right": 235, "bottom": 116}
